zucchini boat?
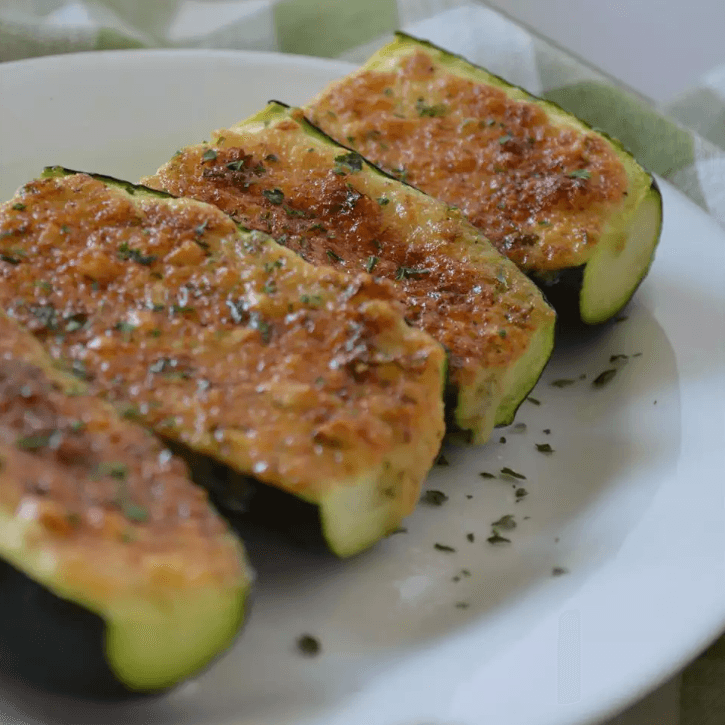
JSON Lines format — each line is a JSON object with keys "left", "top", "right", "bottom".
{"left": 143, "top": 103, "right": 555, "bottom": 444}
{"left": 0, "top": 312, "right": 251, "bottom": 697}
{"left": 0, "top": 169, "right": 445, "bottom": 557}
{"left": 305, "top": 32, "right": 663, "bottom": 324}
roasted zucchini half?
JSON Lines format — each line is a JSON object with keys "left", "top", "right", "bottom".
{"left": 305, "top": 32, "right": 663, "bottom": 324}
{"left": 143, "top": 103, "right": 554, "bottom": 443}
{"left": 0, "top": 312, "right": 251, "bottom": 697}
{"left": 0, "top": 169, "right": 445, "bottom": 557}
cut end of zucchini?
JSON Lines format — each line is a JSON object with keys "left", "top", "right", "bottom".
{"left": 494, "top": 316, "right": 556, "bottom": 427}
{"left": 106, "top": 580, "right": 248, "bottom": 692}
{"left": 305, "top": 33, "right": 664, "bottom": 325}
{"left": 451, "top": 313, "right": 555, "bottom": 444}
{"left": 581, "top": 182, "right": 663, "bottom": 324}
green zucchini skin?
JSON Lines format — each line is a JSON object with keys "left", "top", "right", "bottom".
{"left": 3, "top": 169, "right": 447, "bottom": 558}
{"left": 145, "top": 103, "right": 555, "bottom": 446}
{"left": 0, "top": 311, "right": 252, "bottom": 699}
{"left": 305, "top": 32, "right": 664, "bottom": 325}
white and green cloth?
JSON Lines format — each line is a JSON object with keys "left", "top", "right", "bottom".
{"left": 1, "top": 1, "right": 723, "bottom": 723}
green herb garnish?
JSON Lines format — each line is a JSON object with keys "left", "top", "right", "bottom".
{"left": 421, "top": 489, "right": 448, "bottom": 506}
{"left": 377, "top": 196, "right": 390, "bottom": 206}
{"left": 551, "top": 379, "right": 575, "bottom": 388}
{"left": 526, "top": 396, "right": 541, "bottom": 405}
{"left": 326, "top": 249, "right": 343, "bottom": 263}
{"left": 123, "top": 503, "right": 149, "bottom": 523}
{"left": 566, "top": 169, "right": 591, "bottom": 180}
{"left": 114, "top": 321, "right": 136, "bottom": 334}
{"left": 262, "top": 188, "right": 284, "bottom": 205}
{"left": 118, "top": 242, "right": 156, "bottom": 266}
{"left": 395, "top": 266, "right": 430, "bottom": 280}
{"left": 333, "top": 151, "right": 363, "bottom": 173}
{"left": 365, "top": 255, "right": 379, "bottom": 273}
{"left": 535, "top": 443, "right": 554, "bottom": 454}
{"left": 479, "top": 472, "right": 495, "bottom": 479}
{"left": 201, "top": 149, "right": 218, "bottom": 163}
{"left": 415, "top": 98, "right": 448, "bottom": 117}
{"left": 12, "top": 203, "right": 26, "bottom": 211}
{"left": 491, "top": 514, "right": 516, "bottom": 531}
{"left": 498, "top": 134, "right": 513, "bottom": 144}
{"left": 296, "top": 634, "right": 321, "bottom": 656}
{"left": 552, "top": 567, "right": 569, "bottom": 576}
{"left": 16, "top": 432, "right": 55, "bottom": 451}
{"left": 97, "top": 462, "right": 128, "bottom": 480}
{"left": 434, "top": 543, "right": 456, "bottom": 553}
{"left": 466, "top": 533, "right": 475, "bottom": 542}
{"left": 487, "top": 532, "right": 511, "bottom": 545}
{"left": 500, "top": 467, "right": 526, "bottom": 480}
{"left": 300, "top": 294, "right": 323, "bottom": 307}
{"left": 592, "top": 369, "right": 617, "bottom": 388}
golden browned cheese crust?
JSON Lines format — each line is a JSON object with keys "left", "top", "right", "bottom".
{"left": 306, "top": 50, "right": 630, "bottom": 272}
{"left": 145, "top": 114, "right": 551, "bottom": 401}
{"left": 0, "top": 174, "right": 444, "bottom": 508}
{"left": 0, "top": 314, "right": 246, "bottom": 598}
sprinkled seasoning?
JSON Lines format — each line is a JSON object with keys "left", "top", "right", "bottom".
{"left": 415, "top": 98, "right": 448, "bottom": 117}
{"left": 394, "top": 266, "right": 430, "bottom": 280}
{"left": 550, "top": 378, "right": 575, "bottom": 388}
{"left": 592, "top": 369, "right": 617, "bottom": 388}
{"left": 15, "top": 432, "right": 56, "bottom": 451}
{"left": 491, "top": 514, "right": 516, "bottom": 531}
{"left": 421, "top": 489, "right": 448, "bottom": 506}
{"left": 487, "top": 532, "right": 511, "bottom": 545}
{"left": 262, "top": 188, "right": 284, "bottom": 205}
{"left": 566, "top": 169, "right": 591, "bottom": 180}
{"left": 296, "top": 634, "right": 321, "bottom": 657}
{"left": 434, "top": 543, "right": 456, "bottom": 553}
{"left": 500, "top": 467, "right": 526, "bottom": 480}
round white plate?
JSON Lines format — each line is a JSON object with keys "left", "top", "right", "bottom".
{"left": 1, "top": 50, "right": 724, "bottom": 725}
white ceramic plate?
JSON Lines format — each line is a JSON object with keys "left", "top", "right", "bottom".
{"left": 1, "top": 50, "right": 724, "bottom": 725}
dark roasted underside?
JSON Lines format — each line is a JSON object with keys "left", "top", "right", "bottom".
{"left": 0, "top": 558, "right": 133, "bottom": 700}
{"left": 164, "top": 441, "right": 327, "bottom": 552}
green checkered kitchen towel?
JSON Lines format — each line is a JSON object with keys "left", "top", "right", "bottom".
{"left": 0, "top": 2, "right": 723, "bottom": 724}
{"left": 1, "top": 0, "right": 724, "bottom": 227}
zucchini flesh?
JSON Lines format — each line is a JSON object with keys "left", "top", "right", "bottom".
{"left": 143, "top": 103, "right": 555, "bottom": 443}
{"left": 0, "top": 312, "right": 251, "bottom": 696}
{"left": 0, "top": 170, "right": 446, "bottom": 557}
{"left": 305, "top": 32, "right": 663, "bottom": 324}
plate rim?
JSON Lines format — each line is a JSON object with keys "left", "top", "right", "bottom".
{"left": 1, "top": 48, "right": 724, "bottom": 725}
